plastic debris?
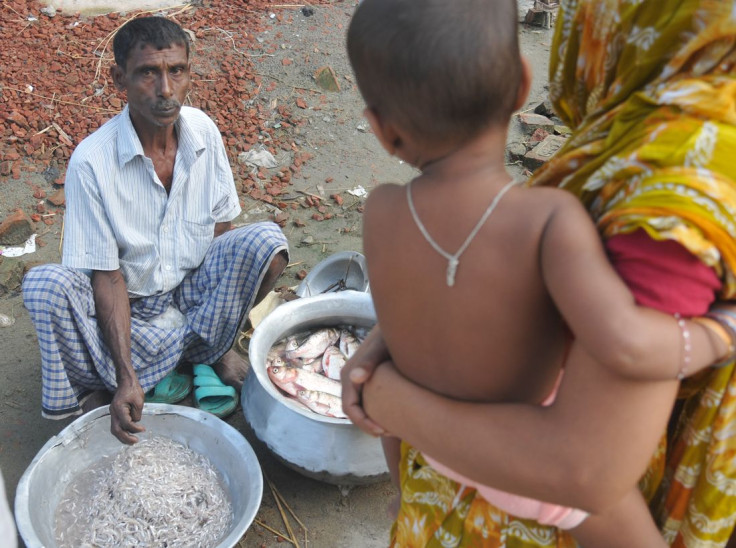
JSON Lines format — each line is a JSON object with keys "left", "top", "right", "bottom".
{"left": 238, "top": 146, "right": 278, "bottom": 170}
{"left": 0, "top": 234, "right": 36, "bottom": 258}
{"left": 0, "top": 314, "right": 15, "bottom": 328}
{"left": 347, "top": 186, "right": 367, "bottom": 197}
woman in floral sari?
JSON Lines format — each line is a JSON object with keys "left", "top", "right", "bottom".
{"left": 345, "top": 1, "right": 736, "bottom": 546}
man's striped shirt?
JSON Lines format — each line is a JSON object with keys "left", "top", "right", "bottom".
{"left": 62, "top": 105, "right": 241, "bottom": 297}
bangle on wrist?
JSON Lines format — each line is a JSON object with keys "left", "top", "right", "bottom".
{"left": 702, "top": 310, "right": 736, "bottom": 368}
{"left": 674, "top": 313, "right": 691, "bottom": 380}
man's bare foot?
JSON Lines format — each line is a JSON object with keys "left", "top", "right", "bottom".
{"left": 212, "top": 349, "right": 250, "bottom": 392}
{"left": 80, "top": 390, "right": 113, "bottom": 414}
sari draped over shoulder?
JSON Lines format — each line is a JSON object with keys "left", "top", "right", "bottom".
{"left": 535, "top": 0, "right": 736, "bottom": 292}
{"left": 391, "top": 1, "right": 736, "bottom": 546}
{"left": 534, "top": 1, "right": 736, "bottom": 546}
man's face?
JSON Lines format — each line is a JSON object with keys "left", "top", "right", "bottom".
{"left": 112, "top": 42, "right": 191, "bottom": 131}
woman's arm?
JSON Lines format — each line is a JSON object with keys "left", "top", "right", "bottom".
{"left": 541, "top": 193, "right": 729, "bottom": 380}
{"left": 341, "top": 325, "right": 391, "bottom": 436}
{"left": 362, "top": 342, "right": 679, "bottom": 513}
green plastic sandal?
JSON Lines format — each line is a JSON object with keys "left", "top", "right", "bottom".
{"left": 192, "top": 364, "right": 238, "bottom": 418}
{"left": 144, "top": 371, "right": 193, "bottom": 404}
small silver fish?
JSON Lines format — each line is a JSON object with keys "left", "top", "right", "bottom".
{"left": 321, "top": 346, "right": 347, "bottom": 380}
{"left": 267, "top": 354, "right": 288, "bottom": 370}
{"left": 338, "top": 329, "right": 360, "bottom": 358}
{"left": 268, "top": 365, "right": 342, "bottom": 397}
{"left": 296, "top": 357, "right": 322, "bottom": 373}
{"left": 267, "top": 342, "right": 287, "bottom": 363}
{"left": 286, "top": 328, "right": 340, "bottom": 360}
{"left": 296, "top": 389, "right": 347, "bottom": 419}
{"left": 267, "top": 365, "right": 300, "bottom": 396}
{"left": 284, "top": 336, "right": 299, "bottom": 353}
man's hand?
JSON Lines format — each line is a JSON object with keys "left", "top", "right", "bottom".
{"left": 341, "top": 324, "right": 390, "bottom": 436}
{"left": 110, "top": 378, "right": 146, "bottom": 444}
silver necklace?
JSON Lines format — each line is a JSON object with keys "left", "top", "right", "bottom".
{"left": 406, "top": 179, "right": 516, "bottom": 287}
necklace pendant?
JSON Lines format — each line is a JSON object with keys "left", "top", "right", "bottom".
{"left": 446, "top": 258, "right": 459, "bottom": 287}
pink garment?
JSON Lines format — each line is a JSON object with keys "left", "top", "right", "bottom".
{"left": 422, "top": 374, "right": 589, "bottom": 530}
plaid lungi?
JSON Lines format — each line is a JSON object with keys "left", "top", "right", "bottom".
{"left": 22, "top": 222, "right": 288, "bottom": 419}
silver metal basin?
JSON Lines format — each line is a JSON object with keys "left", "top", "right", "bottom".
{"left": 295, "top": 251, "right": 370, "bottom": 297}
{"left": 243, "top": 290, "right": 389, "bottom": 484}
{"left": 15, "top": 404, "right": 263, "bottom": 548}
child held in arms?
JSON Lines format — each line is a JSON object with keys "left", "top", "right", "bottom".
{"left": 345, "top": 0, "right": 734, "bottom": 546}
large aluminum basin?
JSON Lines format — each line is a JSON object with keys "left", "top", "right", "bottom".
{"left": 15, "top": 404, "right": 263, "bottom": 548}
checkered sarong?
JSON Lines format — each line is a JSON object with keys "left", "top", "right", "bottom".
{"left": 22, "top": 222, "right": 287, "bottom": 419}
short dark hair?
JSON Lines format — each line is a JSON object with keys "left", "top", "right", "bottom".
{"left": 113, "top": 16, "right": 190, "bottom": 69}
{"left": 347, "top": 0, "right": 522, "bottom": 148}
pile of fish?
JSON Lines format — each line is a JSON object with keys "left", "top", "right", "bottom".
{"left": 54, "top": 436, "right": 232, "bottom": 548}
{"left": 267, "top": 325, "right": 367, "bottom": 419}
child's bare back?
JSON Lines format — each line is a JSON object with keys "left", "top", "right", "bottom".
{"left": 365, "top": 170, "right": 583, "bottom": 407}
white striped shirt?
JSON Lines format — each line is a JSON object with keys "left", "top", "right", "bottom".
{"left": 62, "top": 105, "right": 241, "bottom": 297}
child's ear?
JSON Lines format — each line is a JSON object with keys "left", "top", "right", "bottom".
{"left": 364, "top": 107, "right": 402, "bottom": 156}
{"left": 513, "top": 56, "right": 533, "bottom": 112}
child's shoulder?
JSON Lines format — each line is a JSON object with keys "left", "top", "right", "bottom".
{"left": 367, "top": 181, "right": 404, "bottom": 200}
{"left": 362, "top": 182, "right": 406, "bottom": 241}
{"left": 523, "top": 185, "right": 588, "bottom": 215}
{"left": 364, "top": 182, "right": 405, "bottom": 217}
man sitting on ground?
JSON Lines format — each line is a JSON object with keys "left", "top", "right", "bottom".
{"left": 22, "top": 16, "right": 288, "bottom": 443}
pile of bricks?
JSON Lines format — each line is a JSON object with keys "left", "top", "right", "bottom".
{"left": 0, "top": 0, "right": 332, "bottom": 211}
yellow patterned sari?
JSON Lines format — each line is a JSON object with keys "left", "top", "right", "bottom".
{"left": 391, "top": 1, "right": 736, "bottom": 546}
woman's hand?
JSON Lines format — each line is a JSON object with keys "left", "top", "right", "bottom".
{"left": 362, "top": 359, "right": 404, "bottom": 428}
{"left": 341, "top": 324, "right": 391, "bottom": 436}
{"left": 700, "top": 301, "right": 736, "bottom": 369}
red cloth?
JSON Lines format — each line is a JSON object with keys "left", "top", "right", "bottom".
{"left": 605, "top": 229, "right": 722, "bottom": 316}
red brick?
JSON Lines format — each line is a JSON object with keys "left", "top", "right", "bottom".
{"left": 0, "top": 209, "right": 33, "bottom": 245}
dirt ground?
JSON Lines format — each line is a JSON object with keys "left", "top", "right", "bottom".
{"left": 0, "top": 1, "right": 553, "bottom": 546}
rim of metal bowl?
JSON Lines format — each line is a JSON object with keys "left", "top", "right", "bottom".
{"left": 248, "top": 291, "right": 375, "bottom": 425}
{"left": 295, "top": 251, "right": 370, "bottom": 297}
{"left": 15, "top": 404, "right": 263, "bottom": 548}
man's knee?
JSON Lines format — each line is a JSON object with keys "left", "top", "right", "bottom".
{"left": 254, "top": 250, "right": 288, "bottom": 306}
{"left": 224, "top": 223, "right": 289, "bottom": 273}
{"left": 268, "top": 250, "right": 288, "bottom": 277}
{"left": 22, "top": 264, "right": 88, "bottom": 313}
{"left": 231, "top": 221, "right": 287, "bottom": 249}
{"left": 23, "top": 264, "right": 65, "bottom": 297}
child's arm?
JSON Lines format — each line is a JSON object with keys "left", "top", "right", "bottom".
{"left": 540, "top": 191, "right": 733, "bottom": 380}
{"left": 570, "top": 487, "right": 667, "bottom": 548}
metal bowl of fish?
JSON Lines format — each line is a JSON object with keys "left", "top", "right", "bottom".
{"left": 15, "top": 404, "right": 263, "bottom": 548}
{"left": 243, "top": 290, "right": 389, "bottom": 485}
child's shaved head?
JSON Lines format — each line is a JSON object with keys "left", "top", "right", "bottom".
{"left": 348, "top": 0, "right": 522, "bottom": 149}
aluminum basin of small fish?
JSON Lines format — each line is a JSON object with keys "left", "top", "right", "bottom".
{"left": 15, "top": 404, "right": 263, "bottom": 548}
{"left": 243, "top": 290, "right": 389, "bottom": 485}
